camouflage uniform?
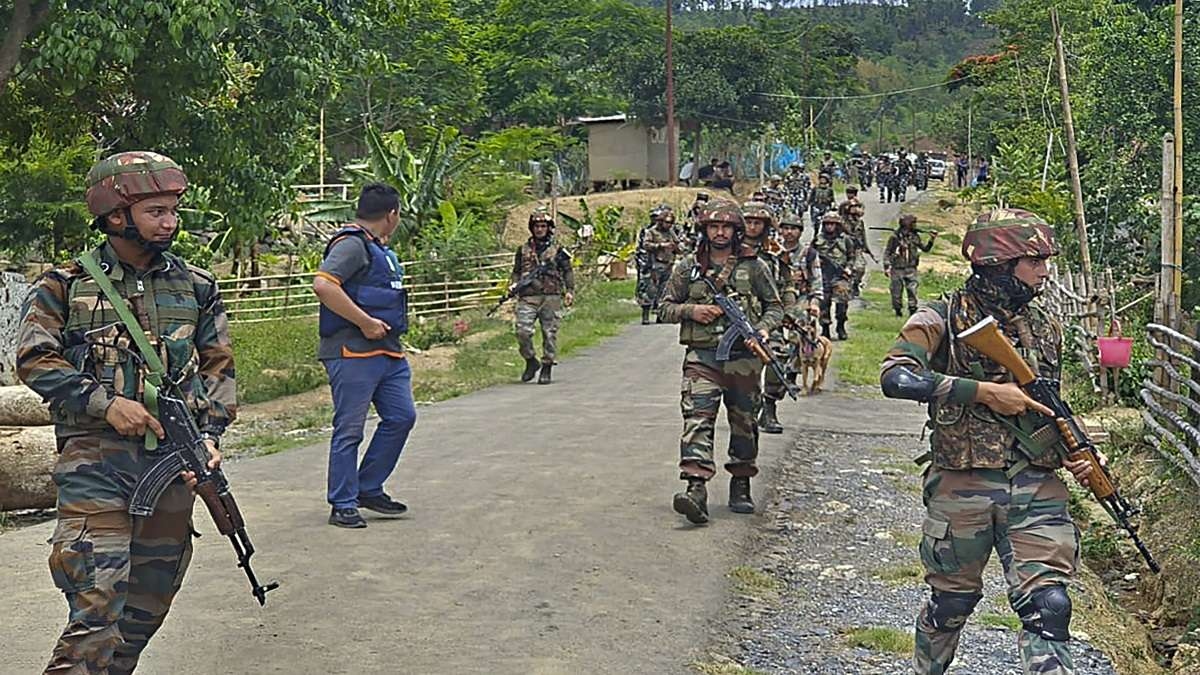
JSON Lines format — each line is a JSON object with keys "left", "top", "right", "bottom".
{"left": 636, "top": 222, "right": 683, "bottom": 310}
{"left": 808, "top": 183, "right": 835, "bottom": 228}
{"left": 880, "top": 209, "right": 1078, "bottom": 675}
{"left": 838, "top": 195, "right": 868, "bottom": 296}
{"left": 511, "top": 236, "right": 574, "bottom": 366}
{"left": 783, "top": 168, "right": 810, "bottom": 216}
{"left": 18, "top": 244, "right": 235, "bottom": 674}
{"left": 812, "top": 217, "right": 858, "bottom": 339}
{"left": 658, "top": 247, "right": 783, "bottom": 481}
{"left": 776, "top": 240, "right": 824, "bottom": 387}
{"left": 741, "top": 203, "right": 793, "bottom": 433}
{"left": 884, "top": 226, "right": 935, "bottom": 315}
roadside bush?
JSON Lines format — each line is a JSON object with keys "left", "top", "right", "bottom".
{"left": 230, "top": 317, "right": 325, "bottom": 404}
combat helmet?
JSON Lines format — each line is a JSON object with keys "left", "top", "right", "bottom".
{"left": 528, "top": 207, "right": 555, "bottom": 233}
{"left": 778, "top": 211, "right": 804, "bottom": 230}
{"left": 962, "top": 207, "right": 1058, "bottom": 266}
{"left": 651, "top": 203, "right": 676, "bottom": 224}
{"left": 86, "top": 151, "right": 188, "bottom": 218}
{"left": 741, "top": 200, "right": 775, "bottom": 233}
{"left": 820, "top": 211, "right": 844, "bottom": 233}
{"left": 697, "top": 199, "right": 745, "bottom": 241}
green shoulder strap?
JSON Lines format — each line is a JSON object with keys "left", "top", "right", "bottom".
{"left": 77, "top": 250, "right": 166, "bottom": 450}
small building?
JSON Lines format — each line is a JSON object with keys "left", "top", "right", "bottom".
{"left": 576, "top": 114, "right": 678, "bottom": 184}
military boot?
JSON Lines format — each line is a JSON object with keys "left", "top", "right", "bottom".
{"left": 821, "top": 324, "right": 831, "bottom": 340}
{"left": 672, "top": 477, "right": 709, "bottom": 524}
{"left": 538, "top": 362, "right": 553, "bottom": 384}
{"left": 758, "top": 398, "right": 783, "bottom": 434}
{"left": 836, "top": 319, "right": 848, "bottom": 341}
{"left": 521, "top": 357, "right": 540, "bottom": 383}
{"left": 641, "top": 306, "right": 651, "bottom": 325}
{"left": 729, "top": 476, "right": 755, "bottom": 514}
{"left": 894, "top": 306, "right": 903, "bottom": 317}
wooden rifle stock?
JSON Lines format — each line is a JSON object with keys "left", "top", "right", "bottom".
{"left": 956, "top": 316, "right": 1037, "bottom": 385}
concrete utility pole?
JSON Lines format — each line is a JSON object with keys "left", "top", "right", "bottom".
{"left": 1051, "top": 9, "right": 1093, "bottom": 295}
{"left": 1173, "top": 0, "right": 1184, "bottom": 306}
{"left": 665, "top": 0, "right": 677, "bottom": 187}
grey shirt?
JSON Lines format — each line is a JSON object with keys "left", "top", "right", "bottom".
{"left": 317, "top": 233, "right": 406, "bottom": 360}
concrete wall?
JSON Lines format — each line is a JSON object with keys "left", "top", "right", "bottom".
{"left": 588, "top": 122, "right": 649, "bottom": 181}
{"left": 0, "top": 273, "right": 30, "bottom": 386}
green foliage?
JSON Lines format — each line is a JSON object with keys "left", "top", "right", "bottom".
{"left": 844, "top": 626, "right": 915, "bottom": 654}
{"left": 406, "top": 317, "right": 467, "bottom": 351}
{"left": 978, "top": 613, "right": 1022, "bottom": 631}
{"left": 0, "top": 130, "right": 94, "bottom": 260}
{"left": 229, "top": 318, "right": 325, "bottom": 404}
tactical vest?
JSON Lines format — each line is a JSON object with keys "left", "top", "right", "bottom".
{"left": 676, "top": 253, "right": 770, "bottom": 349}
{"left": 890, "top": 231, "right": 923, "bottom": 269}
{"left": 318, "top": 227, "right": 408, "bottom": 338}
{"left": 643, "top": 226, "right": 679, "bottom": 265}
{"left": 517, "top": 239, "right": 566, "bottom": 296}
{"left": 926, "top": 291, "right": 1066, "bottom": 470}
{"left": 781, "top": 246, "right": 817, "bottom": 296}
{"left": 814, "top": 234, "right": 852, "bottom": 282}
{"left": 59, "top": 245, "right": 206, "bottom": 430}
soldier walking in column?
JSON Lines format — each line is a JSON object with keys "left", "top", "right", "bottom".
{"left": 880, "top": 208, "right": 1099, "bottom": 675}
{"left": 739, "top": 201, "right": 793, "bottom": 435}
{"left": 636, "top": 205, "right": 685, "bottom": 325}
{"left": 658, "top": 200, "right": 783, "bottom": 524}
{"left": 884, "top": 214, "right": 937, "bottom": 316}
{"left": 838, "top": 186, "right": 869, "bottom": 298}
{"left": 17, "top": 152, "right": 235, "bottom": 674}
{"left": 511, "top": 209, "right": 574, "bottom": 384}
{"left": 812, "top": 212, "right": 858, "bottom": 341}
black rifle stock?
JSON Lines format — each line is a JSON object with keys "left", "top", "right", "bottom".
{"left": 130, "top": 394, "right": 281, "bottom": 604}
{"left": 701, "top": 277, "right": 799, "bottom": 400}
{"left": 957, "top": 316, "right": 1160, "bottom": 573}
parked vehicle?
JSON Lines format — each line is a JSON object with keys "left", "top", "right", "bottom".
{"left": 927, "top": 158, "right": 947, "bottom": 180}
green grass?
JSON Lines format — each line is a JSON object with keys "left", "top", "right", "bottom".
{"left": 231, "top": 317, "right": 326, "bottom": 404}
{"left": 411, "top": 279, "right": 638, "bottom": 402}
{"left": 890, "top": 530, "right": 922, "bottom": 548}
{"left": 874, "top": 561, "right": 925, "bottom": 586}
{"left": 882, "top": 460, "right": 923, "bottom": 476}
{"left": 844, "top": 626, "right": 915, "bottom": 654}
{"left": 978, "top": 612, "right": 1021, "bottom": 631}
{"left": 728, "top": 565, "right": 782, "bottom": 597}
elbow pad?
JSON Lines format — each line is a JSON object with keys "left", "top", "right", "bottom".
{"left": 880, "top": 365, "right": 937, "bottom": 402}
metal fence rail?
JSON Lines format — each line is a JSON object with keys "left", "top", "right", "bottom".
{"left": 1141, "top": 322, "right": 1200, "bottom": 489}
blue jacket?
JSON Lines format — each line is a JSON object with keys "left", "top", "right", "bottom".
{"left": 318, "top": 226, "right": 408, "bottom": 338}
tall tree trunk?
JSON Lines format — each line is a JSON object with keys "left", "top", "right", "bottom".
{"left": 0, "top": 1, "right": 51, "bottom": 92}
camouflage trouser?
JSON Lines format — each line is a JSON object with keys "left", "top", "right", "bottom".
{"left": 637, "top": 262, "right": 671, "bottom": 308}
{"left": 819, "top": 280, "right": 852, "bottom": 327}
{"left": 515, "top": 294, "right": 563, "bottom": 365}
{"left": 679, "top": 348, "right": 763, "bottom": 479}
{"left": 762, "top": 330, "right": 794, "bottom": 402}
{"left": 46, "top": 435, "right": 195, "bottom": 675}
{"left": 915, "top": 466, "right": 1079, "bottom": 675}
{"left": 890, "top": 267, "right": 920, "bottom": 313}
{"left": 851, "top": 252, "right": 867, "bottom": 298}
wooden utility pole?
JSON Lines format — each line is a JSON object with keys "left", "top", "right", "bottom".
{"left": 809, "top": 105, "right": 815, "bottom": 151}
{"left": 665, "top": 0, "right": 677, "bottom": 187}
{"left": 1051, "top": 9, "right": 1093, "bottom": 295}
{"left": 1173, "top": 0, "right": 1184, "bottom": 307}
{"left": 877, "top": 112, "right": 883, "bottom": 154}
{"left": 1160, "top": 133, "right": 1177, "bottom": 330}
{"left": 966, "top": 104, "right": 972, "bottom": 178}
{"left": 318, "top": 106, "right": 325, "bottom": 199}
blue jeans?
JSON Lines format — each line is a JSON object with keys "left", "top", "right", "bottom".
{"left": 322, "top": 356, "right": 417, "bottom": 509}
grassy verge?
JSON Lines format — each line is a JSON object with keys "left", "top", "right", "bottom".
{"left": 844, "top": 626, "right": 914, "bottom": 654}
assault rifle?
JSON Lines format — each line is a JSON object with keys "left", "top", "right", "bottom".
{"left": 869, "top": 226, "right": 939, "bottom": 235}
{"left": 700, "top": 277, "right": 800, "bottom": 400}
{"left": 129, "top": 394, "right": 281, "bottom": 604}
{"left": 488, "top": 260, "right": 552, "bottom": 316}
{"left": 958, "top": 316, "right": 1160, "bottom": 573}
{"left": 815, "top": 251, "right": 852, "bottom": 281}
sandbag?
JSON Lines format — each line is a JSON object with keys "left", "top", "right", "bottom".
{"left": 0, "top": 425, "right": 57, "bottom": 510}
{"left": 0, "top": 385, "right": 51, "bottom": 426}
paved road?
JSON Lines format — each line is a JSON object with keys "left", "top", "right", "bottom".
{"left": 0, "top": 190, "right": 915, "bottom": 675}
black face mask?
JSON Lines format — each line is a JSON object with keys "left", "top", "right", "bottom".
{"left": 966, "top": 265, "right": 1039, "bottom": 313}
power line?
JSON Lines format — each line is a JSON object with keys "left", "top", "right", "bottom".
{"left": 754, "top": 74, "right": 976, "bottom": 101}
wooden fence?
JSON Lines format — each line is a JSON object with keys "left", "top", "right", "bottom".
{"left": 217, "top": 252, "right": 512, "bottom": 324}
{"left": 1140, "top": 322, "right": 1200, "bottom": 490}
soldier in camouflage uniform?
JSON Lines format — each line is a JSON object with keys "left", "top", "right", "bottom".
{"left": 884, "top": 214, "right": 938, "bottom": 316}
{"left": 739, "top": 202, "right": 792, "bottom": 435}
{"left": 808, "top": 173, "right": 835, "bottom": 229}
{"left": 880, "top": 208, "right": 1101, "bottom": 675}
{"left": 783, "top": 163, "right": 810, "bottom": 216}
{"left": 16, "top": 152, "right": 235, "bottom": 674}
{"left": 775, "top": 211, "right": 824, "bottom": 394}
{"left": 511, "top": 209, "right": 575, "bottom": 384}
{"left": 838, "top": 186, "right": 869, "bottom": 298}
{"left": 658, "top": 200, "right": 783, "bottom": 524}
{"left": 812, "top": 212, "right": 859, "bottom": 341}
{"left": 636, "top": 205, "right": 685, "bottom": 324}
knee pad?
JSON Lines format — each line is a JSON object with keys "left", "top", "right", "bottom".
{"left": 1018, "top": 586, "right": 1071, "bottom": 641}
{"left": 926, "top": 591, "right": 982, "bottom": 632}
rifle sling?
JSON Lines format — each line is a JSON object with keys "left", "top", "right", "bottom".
{"left": 77, "top": 250, "right": 167, "bottom": 450}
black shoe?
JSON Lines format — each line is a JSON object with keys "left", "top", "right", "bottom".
{"left": 642, "top": 307, "right": 651, "bottom": 325}
{"left": 521, "top": 357, "right": 540, "bottom": 383}
{"left": 538, "top": 362, "right": 553, "bottom": 384}
{"left": 836, "top": 321, "right": 848, "bottom": 341}
{"left": 729, "top": 476, "right": 755, "bottom": 514}
{"left": 673, "top": 478, "right": 709, "bottom": 524}
{"left": 329, "top": 507, "right": 367, "bottom": 528}
{"left": 821, "top": 324, "right": 831, "bottom": 340}
{"left": 758, "top": 399, "right": 783, "bottom": 434}
{"left": 894, "top": 307, "right": 903, "bottom": 317}
{"left": 358, "top": 493, "right": 408, "bottom": 516}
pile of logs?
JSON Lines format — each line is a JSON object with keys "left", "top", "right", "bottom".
{"left": 0, "top": 385, "right": 55, "bottom": 511}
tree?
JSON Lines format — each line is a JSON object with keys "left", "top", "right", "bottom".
{"left": 0, "top": 0, "right": 50, "bottom": 91}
